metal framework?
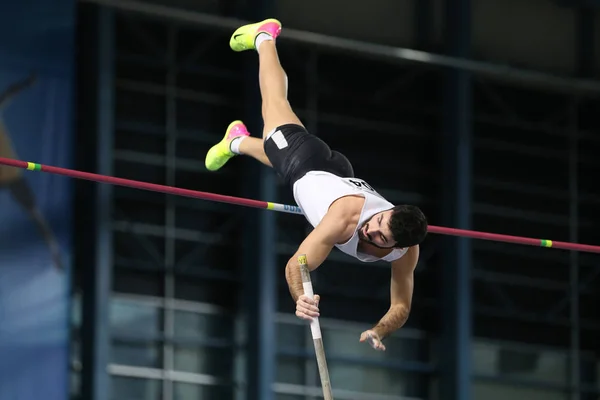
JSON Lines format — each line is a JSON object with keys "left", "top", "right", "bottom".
{"left": 70, "top": 2, "right": 600, "bottom": 400}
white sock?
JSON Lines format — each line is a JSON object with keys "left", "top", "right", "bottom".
{"left": 229, "top": 136, "right": 246, "bottom": 154}
{"left": 255, "top": 32, "right": 273, "bottom": 53}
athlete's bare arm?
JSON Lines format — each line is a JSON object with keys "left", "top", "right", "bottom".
{"left": 285, "top": 205, "right": 353, "bottom": 300}
{"left": 360, "top": 245, "right": 419, "bottom": 350}
{"left": 285, "top": 201, "right": 357, "bottom": 319}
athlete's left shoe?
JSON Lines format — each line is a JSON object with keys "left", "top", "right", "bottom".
{"left": 229, "top": 18, "right": 282, "bottom": 52}
{"left": 205, "top": 120, "right": 250, "bottom": 171}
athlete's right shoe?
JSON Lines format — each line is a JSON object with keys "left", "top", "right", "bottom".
{"left": 204, "top": 120, "right": 250, "bottom": 171}
{"left": 229, "top": 18, "right": 282, "bottom": 52}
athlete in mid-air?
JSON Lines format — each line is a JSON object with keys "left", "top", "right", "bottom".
{"left": 204, "top": 19, "right": 428, "bottom": 351}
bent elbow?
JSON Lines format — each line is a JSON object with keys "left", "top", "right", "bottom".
{"left": 285, "top": 258, "right": 301, "bottom": 286}
{"left": 284, "top": 261, "right": 293, "bottom": 283}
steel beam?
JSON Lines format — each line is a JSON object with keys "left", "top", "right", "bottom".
{"left": 574, "top": 19, "right": 595, "bottom": 398}
{"left": 572, "top": 8, "right": 594, "bottom": 394}
{"left": 568, "top": 98, "right": 581, "bottom": 400}
{"left": 440, "top": 0, "right": 473, "bottom": 398}
{"left": 80, "top": 6, "right": 115, "bottom": 400}
{"left": 80, "top": 0, "right": 600, "bottom": 94}
{"left": 238, "top": 2, "right": 277, "bottom": 400}
{"left": 162, "top": 24, "right": 179, "bottom": 400}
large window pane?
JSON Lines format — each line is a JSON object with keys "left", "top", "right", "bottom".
{"left": 110, "top": 298, "right": 162, "bottom": 336}
{"left": 276, "top": 356, "right": 306, "bottom": 385}
{"left": 277, "top": 323, "right": 305, "bottom": 350}
{"left": 322, "top": 325, "right": 426, "bottom": 363}
{"left": 173, "top": 310, "right": 233, "bottom": 341}
{"left": 174, "top": 276, "right": 238, "bottom": 307}
{"left": 473, "top": 341, "right": 567, "bottom": 385}
{"left": 113, "top": 269, "right": 164, "bottom": 296}
{"left": 326, "top": 362, "right": 425, "bottom": 396}
{"left": 174, "top": 345, "right": 233, "bottom": 377}
{"left": 276, "top": 394, "right": 305, "bottom": 400}
{"left": 473, "top": 381, "right": 567, "bottom": 400}
{"left": 173, "top": 382, "right": 233, "bottom": 400}
{"left": 111, "top": 339, "right": 162, "bottom": 368}
{"left": 110, "top": 376, "right": 161, "bottom": 400}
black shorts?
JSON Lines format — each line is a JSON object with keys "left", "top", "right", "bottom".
{"left": 264, "top": 124, "right": 355, "bottom": 187}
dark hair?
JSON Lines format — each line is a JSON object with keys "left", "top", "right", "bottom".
{"left": 388, "top": 205, "right": 428, "bottom": 248}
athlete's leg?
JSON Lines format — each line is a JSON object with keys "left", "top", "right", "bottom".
{"left": 227, "top": 18, "right": 303, "bottom": 137}
{"left": 205, "top": 19, "right": 305, "bottom": 172}
{"left": 255, "top": 39, "right": 303, "bottom": 137}
{"left": 237, "top": 136, "right": 272, "bottom": 167}
{"left": 205, "top": 19, "right": 289, "bottom": 172}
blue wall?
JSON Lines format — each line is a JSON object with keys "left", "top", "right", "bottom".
{"left": 0, "top": 1, "right": 75, "bottom": 399}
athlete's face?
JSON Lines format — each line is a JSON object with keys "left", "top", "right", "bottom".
{"left": 358, "top": 210, "right": 396, "bottom": 248}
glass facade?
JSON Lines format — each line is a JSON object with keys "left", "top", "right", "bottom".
{"left": 71, "top": 293, "right": 434, "bottom": 400}
{"left": 71, "top": 4, "right": 600, "bottom": 400}
{"left": 72, "top": 292, "right": 597, "bottom": 400}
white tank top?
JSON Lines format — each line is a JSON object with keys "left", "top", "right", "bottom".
{"left": 292, "top": 171, "right": 408, "bottom": 263}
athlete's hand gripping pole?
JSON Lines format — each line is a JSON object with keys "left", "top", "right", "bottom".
{"left": 298, "top": 254, "right": 334, "bottom": 400}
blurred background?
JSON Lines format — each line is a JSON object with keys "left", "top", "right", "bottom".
{"left": 0, "top": 0, "right": 598, "bottom": 399}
